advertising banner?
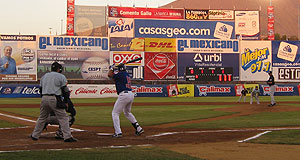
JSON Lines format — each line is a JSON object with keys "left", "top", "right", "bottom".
{"left": 240, "top": 41, "right": 272, "bottom": 81}
{"left": 261, "top": 84, "right": 298, "bottom": 96}
{"left": 37, "top": 36, "right": 110, "bottom": 80}
{"left": 110, "top": 37, "right": 144, "bottom": 51}
{"left": 108, "top": 6, "right": 184, "bottom": 19}
{"left": 0, "top": 84, "right": 40, "bottom": 98}
{"left": 108, "top": 18, "right": 134, "bottom": 37}
{"left": 267, "top": 6, "right": 275, "bottom": 40}
{"left": 208, "top": 10, "right": 234, "bottom": 20}
{"left": 144, "top": 52, "right": 177, "bottom": 80}
{"left": 235, "top": 83, "right": 259, "bottom": 96}
{"left": 125, "top": 66, "right": 144, "bottom": 80}
{"left": 176, "top": 38, "right": 239, "bottom": 53}
{"left": 185, "top": 9, "right": 209, "bottom": 20}
{"left": 0, "top": 35, "right": 37, "bottom": 81}
{"left": 167, "top": 84, "right": 194, "bottom": 97}
{"left": 67, "top": 0, "right": 75, "bottom": 36}
{"left": 145, "top": 38, "right": 176, "bottom": 52}
{"left": 272, "top": 41, "right": 300, "bottom": 82}
{"left": 110, "top": 51, "right": 144, "bottom": 66}
{"left": 178, "top": 53, "right": 239, "bottom": 80}
{"left": 194, "top": 84, "right": 235, "bottom": 97}
{"left": 74, "top": 5, "right": 107, "bottom": 36}
{"left": 134, "top": 19, "right": 235, "bottom": 39}
{"left": 69, "top": 84, "right": 168, "bottom": 98}
{"left": 235, "top": 11, "right": 260, "bottom": 40}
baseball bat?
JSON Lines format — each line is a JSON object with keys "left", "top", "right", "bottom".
{"left": 124, "top": 57, "right": 143, "bottom": 64}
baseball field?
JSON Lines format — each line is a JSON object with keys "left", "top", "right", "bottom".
{"left": 0, "top": 96, "right": 300, "bottom": 160}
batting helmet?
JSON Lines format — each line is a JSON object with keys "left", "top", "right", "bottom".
{"left": 117, "top": 63, "right": 126, "bottom": 71}
{"left": 51, "top": 62, "right": 63, "bottom": 73}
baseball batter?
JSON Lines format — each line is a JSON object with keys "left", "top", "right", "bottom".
{"left": 267, "top": 71, "right": 276, "bottom": 107}
{"left": 108, "top": 63, "right": 144, "bottom": 138}
{"left": 250, "top": 86, "right": 260, "bottom": 105}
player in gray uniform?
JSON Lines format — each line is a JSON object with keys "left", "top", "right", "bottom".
{"left": 267, "top": 71, "right": 276, "bottom": 107}
{"left": 108, "top": 64, "right": 144, "bottom": 138}
{"left": 31, "top": 62, "right": 77, "bottom": 142}
{"left": 250, "top": 86, "right": 260, "bottom": 105}
{"left": 237, "top": 88, "right": 248, "bottom": 103}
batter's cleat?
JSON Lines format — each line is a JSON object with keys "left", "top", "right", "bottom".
{"left": 112, "top": 133, "right": 122, "bottom": 138}
{"left": 30, "top": 135, "right": 38, "bottom": 141}
{"left": 135, "top": 129, "right": 144, "bottom": 136}
{"left": 64, "top": 137, "right": 78, "bottom": 142}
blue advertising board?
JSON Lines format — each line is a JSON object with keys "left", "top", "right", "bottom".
{"left": 0, "top": 84, "right": 40, "bottom": 98}
{"left": 178, "top": 53, "right": 239, "bottom": 80}
{"left": 260, "top": 84, "right": 299, "bottom": 96}
{"left": 194, "top": 84, "right": 236, "bottom": 97}
{"left": 132, "top": 85, "right": 168, "bottom": 97}
{"left": 272, "top": 41, "right": 300, "bottom": 67}
{"left": 134, "top": 19, "right": 235, "bottom": 39}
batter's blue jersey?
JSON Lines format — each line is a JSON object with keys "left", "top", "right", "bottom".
{"left": 113, "top": 71, "right": 132, "bottom": 95}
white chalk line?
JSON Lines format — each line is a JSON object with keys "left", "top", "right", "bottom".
{"left": 0, "top": 112, "right": 84, "bottom": 132}
{"left": 146, "top": 127, "right": 300, "bottom": 138}
{"left": 0, "top": 144, "right": 153, "bottom": 153}
{"left": 238, "top": 131, "right": 272, "bottom": 143}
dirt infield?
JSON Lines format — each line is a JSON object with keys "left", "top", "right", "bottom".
{"left": 0, "top": 102, "right": 300, "bottom": 160}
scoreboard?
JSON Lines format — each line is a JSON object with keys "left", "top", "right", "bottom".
{"left": 185, "top": 67, "right": 233, "bottom": 81}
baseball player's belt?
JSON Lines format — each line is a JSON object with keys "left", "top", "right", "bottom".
{"left": 43, "top": 94, "right": 56, "bottom": 96}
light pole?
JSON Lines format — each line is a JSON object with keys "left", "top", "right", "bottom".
{"left": 61, "top": 19, "right": 63, "bottom": 35}
{"left": 49, "top": 28, "right": 52, "bottom": 35}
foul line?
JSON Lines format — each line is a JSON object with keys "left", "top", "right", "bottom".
{"left": 238, "top": 131, "right": 272, "bottom": 143}
{"left": 0, "top": 112, "right": 84, "bottom": 132}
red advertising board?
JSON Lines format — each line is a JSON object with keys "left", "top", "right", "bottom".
{"left": 144, "top": 52, "right": 177, "bottom": 80}
{"left": 67, "top": 0, "right": 75, "bottom": 35}
{"left": 267, "top": 6, "right": 274, "bottom": 40}
{"left": 108, "top": 6, "right": 184, "bottom": 19}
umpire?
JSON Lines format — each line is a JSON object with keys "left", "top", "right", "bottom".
{"left": 31, "top": 62, "right": 77, "bottom": 142}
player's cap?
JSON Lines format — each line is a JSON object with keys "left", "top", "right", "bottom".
{"left": 268, "top": 71, "right": 272, "bottom": 74}
{"left": 51, "top": 62, "right": 63, "bottom": 73}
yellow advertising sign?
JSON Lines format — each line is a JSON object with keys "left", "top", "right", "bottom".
{"left": 243, "top": 84, "right": 259, "bottom": 96}
{"left": 145, "top": 38, "right": 176, "bottom": 52}
{"left": 168, "top": 84, "right": 194, "bottom": 97}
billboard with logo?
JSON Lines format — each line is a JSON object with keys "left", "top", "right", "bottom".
{"left": 110, "top": 37, "right": 144, "bottom": 51}
{"left": 240, "top": 41, "right": 272, "bottom": 81}
{"left": 167, "top": 84, "right": 194, "bottom": 97}
{"left": 235, "top": 11, "right": 260, "bottom": 40}
{"left": 176, "top": 38, "right": 239, "bottom": 53}
{"left": 272, "top": 41, "right": 300, "bottom": 82}
{"left": 185, "top": 9, "right": 209, "bottom": 20}
{"left": 144, "top": 52, "right": 177, "bottom": 80}
{"left": 108, "top": 18, "right": 134, "bottom": 37}
{"left": 194, "top": 84, "right": 235, "bottom": 97}
{"left": 135, "top": 19, "right": 235, "bottom": 39}
{"left": 37, "top": 36, "right": 110, "bottom": 80}
{"left": 178, "top": 53, "right": 239, "bottom": 80}
{"left": 110, "top": 51, "right": 144, "bottom": 80}
{"left": 67, "top": 0, "right": 75, "bottom": 35}
{"left": 209, "top": 10, "right": 234, "bottom": 20}
{"left": 0, "top": 35, "right": 37, "bottom": 81}
{"left": 0, "top": 84, "right": 40, "bottom": 98}
{"left": 74, "top": 5, "right": 107, "bottom": 36}
{"left": 108, "top": 6, "right": 184, "bottom": 19}
{"left": 260, "top": 84, "right": 299, "bottom": 96}
{"left": 235, "top": 83, "right": 259, "bottom": 97}
{"left": 145, "top": 38, "right": 176, "bottom": 52}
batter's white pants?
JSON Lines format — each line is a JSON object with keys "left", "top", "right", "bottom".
{"left": 112, "top": 91, "right": 137, "bottom": 134}
{"left": 270, "top": 85, "right": 276, "bottom": 104}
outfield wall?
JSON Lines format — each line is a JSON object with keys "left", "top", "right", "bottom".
{"left": 0, "top": 84, "right": 299, "bottom": 98}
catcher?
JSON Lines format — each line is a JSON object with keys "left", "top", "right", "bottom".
{"left": 43, "top": 86, "right": 76, "bottom": 139}
{"left": 250, "top": 86, "right": 260, "bottom": 105}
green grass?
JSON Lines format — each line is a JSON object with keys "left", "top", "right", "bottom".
{"left": 0, "top": 120, "right": 23, "bottom": 128}
{"left": 177, "top": 111, "right": 300, "bottom": 129}
{"left": 0, "top": 96, "right": 298, "bottom": 104}
{"left": 0, "top": 105, "right": 235, "bottom": 126}
{"left": 0, "top": 147, "right": 203, "bottom": 160}
{"left": 250, "top": 130, "right": 300, "bottom": 145}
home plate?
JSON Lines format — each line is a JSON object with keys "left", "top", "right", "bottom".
{"left": 97, "top": 133, "right": 113, "bottom": 136}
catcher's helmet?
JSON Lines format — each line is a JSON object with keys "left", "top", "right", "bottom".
{"left": 117, "top": 63, "right": 126, "bottom": 71}
{"left": 51, "top": 62, "right": 63, "bottom": 73}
